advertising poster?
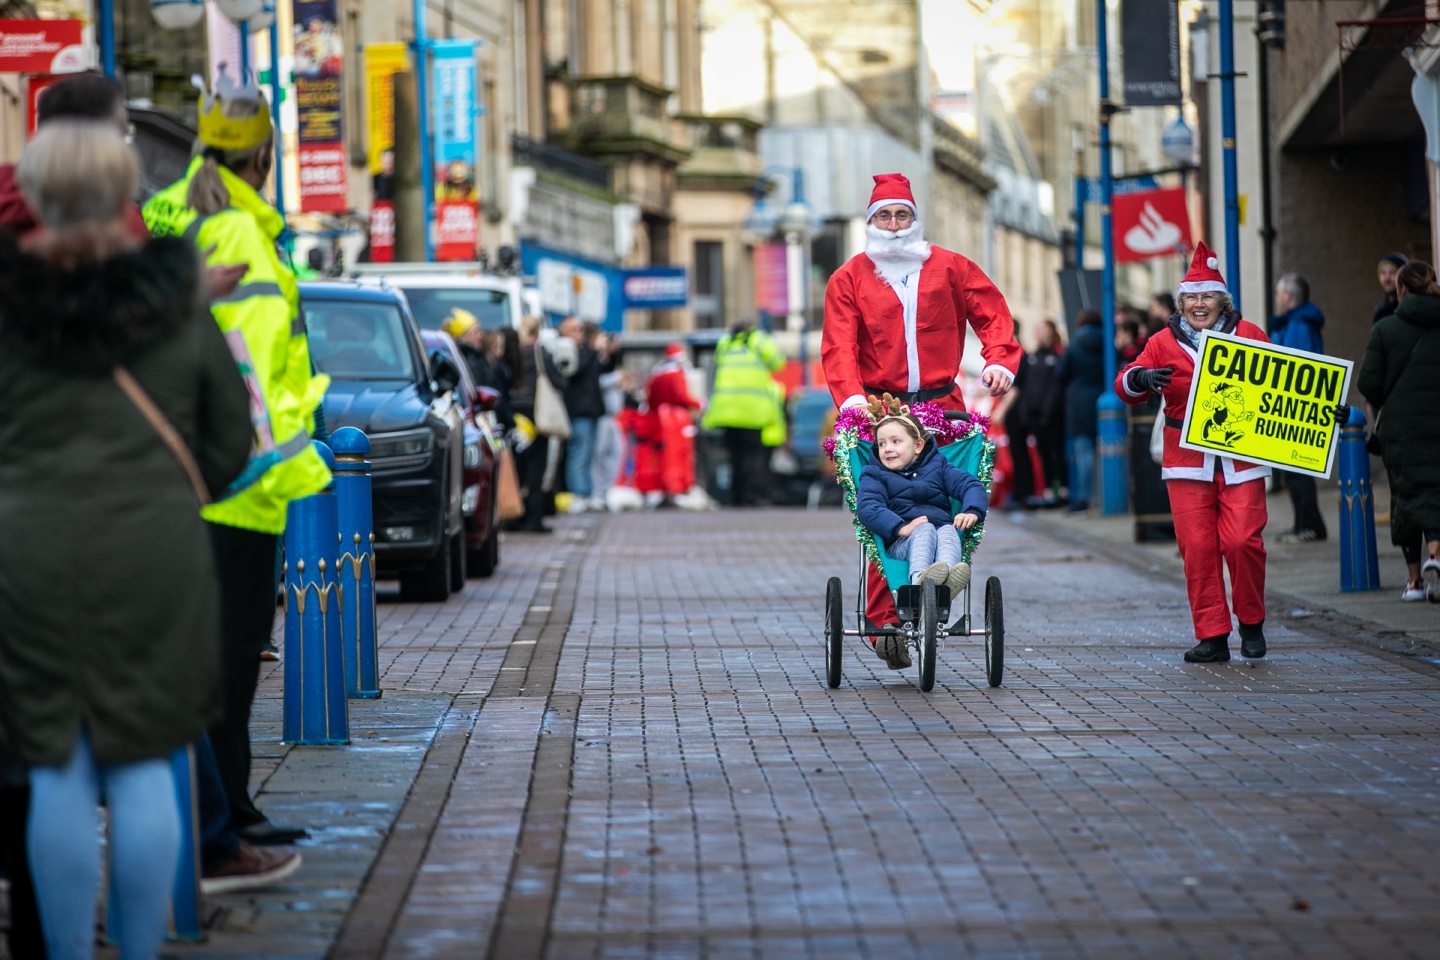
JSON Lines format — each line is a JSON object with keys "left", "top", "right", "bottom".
{"left": 1121, "top": 0, "right": 1181, "bottom": 107}
{"left": 752, "top": 243, "right": 789, "bottom": 316}
{"left": 1179, "top": 331, "right": 1353, "bottom": 479}
{"left": 431, "top": 39, "right": 479, "bottom": 261}
{"left": 293, "top": 0, "right": 347, "bottom": 212}
{"left": 365, "top": 42, "right": 407, "bottom": 261}
{"left": 0, "top": 19, "right": 84, "bottom": 73}
{"left": 1112, "top": 186, "right": 1191, "bottom": 263}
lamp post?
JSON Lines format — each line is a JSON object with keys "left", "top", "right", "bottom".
{"left": 745, "top": 166, "right": 813, "bottom": 386}
{"left": 1096, "top": 0, "right": 1128, "bottom": 516}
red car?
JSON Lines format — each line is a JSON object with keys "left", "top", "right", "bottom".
{"left": 421, "top": 330, "right": 502, "bottom": 576}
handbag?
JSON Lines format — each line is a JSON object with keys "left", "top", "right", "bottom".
{"left": 1149, "top": 410, "right": 1165, "bottom": 465}
{"left": 113, "top": 366, "right": 211, "bottom": 506}
{"left": 532, "top": 342, "right": 572, "bottom": 440}
{"left": 496, "top": 445, "right": 525, "bottom": 521}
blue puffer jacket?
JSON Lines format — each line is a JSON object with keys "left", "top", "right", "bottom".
{"left": 857, "top": 441, "right": 988, "bottom": 548}
{"left": 1269, "top": 301, "right": 1325, "bottom": 355}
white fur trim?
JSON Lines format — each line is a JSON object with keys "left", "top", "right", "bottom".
{"left": 980, "top": 364, "right": 1014, "bottom": 385}
{"left": 840, "top": 394, "right": 868, "bottom": 410}
{"left": 1177, "top": 279, "right": 1227, "bottom": 294}
{"left": 1120, "top": 368, "right": 1149, "bottom": 397}
{"left": 867, "top": 198, "right": 918, "bottom": 221}
{"left": 1161, "top": 456, "right": 1270, "bottom": 484}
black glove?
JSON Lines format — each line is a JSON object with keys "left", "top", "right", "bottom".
{"left": 1129, "top": 366, "right": 1174, "bottom": 393}
{"left": 1333, "top": 404, "right": 1351, "bottom": 426}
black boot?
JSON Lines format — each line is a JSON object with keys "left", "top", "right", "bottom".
{"left": 1239, "top": 621, "right": 1267, "bottom": 659}
{"left": 1184, "top": 635, "right": 1231, "bottom": 663}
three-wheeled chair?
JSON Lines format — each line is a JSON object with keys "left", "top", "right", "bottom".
{"left": 823, "top": 411, "right": 1004, "bottom": 692}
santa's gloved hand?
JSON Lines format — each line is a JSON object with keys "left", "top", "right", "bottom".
{"left": 1129, "top": 366, "right": 1174, "bottom": 393}
{"left": 1333, "top": 403, "right": 1352, "bottom": 426}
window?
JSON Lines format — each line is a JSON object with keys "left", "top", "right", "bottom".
{"left": 306, "top": 302, "right": 416, "bottom": 381}
{"left": 399, "top": 286, "right": 512, "bottom": 331}
{"left": 693, "top": 240, "right": 724, "bottom": 328}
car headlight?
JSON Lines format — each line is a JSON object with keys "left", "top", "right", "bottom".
{"left": 463, "top": 442, "right": 482, "bottom": 469}
{"left": 369, "top": 428, "right": 434, "bottom": 461}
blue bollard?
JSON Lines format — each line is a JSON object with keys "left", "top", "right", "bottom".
{"left": 282, "top": 440, "right": 350, "bottom": 744}
{"left": 330, "top": 427, "right": 381, "bottom": 699}
{"left": 105, "top": 746, "right": 202, "bottom": 943}
{"left": 1338, "top": 407, "right": 1381, "bottom": 592}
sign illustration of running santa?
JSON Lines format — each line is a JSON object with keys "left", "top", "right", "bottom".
{"left": 822, "top": 172, "right": 1023, "bottom": 658}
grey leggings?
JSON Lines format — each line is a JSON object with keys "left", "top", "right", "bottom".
{"left": 888, "top": 522, "right": 962, "bottom": 582}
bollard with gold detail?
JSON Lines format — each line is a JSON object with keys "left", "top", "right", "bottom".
{"left": 331, "top": 427, "right": 381, "bottom": 699}
{"left": 1339, "top": 407, "right": 1380, "bottom": 592}
{"left": 282, "top": 441, "right": 350, "bottom": 744}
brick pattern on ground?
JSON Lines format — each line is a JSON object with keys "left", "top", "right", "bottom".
{"left": 111, "top": 509, "right": 1440, "bottom": 958}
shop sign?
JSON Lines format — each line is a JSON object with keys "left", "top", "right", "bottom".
{"left": 1112, "top": 186, "right": 1191, "bottom": 263}
{"left": 0, "top": 20, "right": 84, "bottom": 74}
{"left": 621, "top": 267, "right": 688, "bottom": 309}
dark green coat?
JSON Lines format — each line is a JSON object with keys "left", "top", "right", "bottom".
{"left": 0, "top": 235, "right": 251, "bottom": 767}
{"left": 1358, "top": 292, "right": 1440, "bottom": 531}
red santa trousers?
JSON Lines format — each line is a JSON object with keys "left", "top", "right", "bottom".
{"left": 1166, "top": 472, "right": 1268, "bottom": 640}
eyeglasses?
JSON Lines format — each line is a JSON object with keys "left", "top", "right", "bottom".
{"left": 1181, "top": 292, "right": 1221, "bottom": 303}
{"left": 872, "top": 210, "right": 914, "bottom": 225}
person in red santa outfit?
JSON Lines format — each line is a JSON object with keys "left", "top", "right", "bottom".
{"left": 823, "top": 172, "right": 1022, "bottom": 654}
{"left": 647, "top": 343, "right": 704, "bottom": 502}
{"left": 1115, "top": 242, "right": 1271, "bottom": 663}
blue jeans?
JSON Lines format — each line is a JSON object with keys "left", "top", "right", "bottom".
{"left": 1069, "top": 434, "right": 1096, "bottom": 505}
{"left": 888, "top": 522, "right": 963, "bottom": 582}
{"left": 565, "top": 417, "right": 597, "bottom": 498}
{"left": 28, "top": 731, "right": 179, "bottom": 960}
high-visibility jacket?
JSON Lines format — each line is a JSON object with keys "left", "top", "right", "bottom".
{"left": 701, "top": 329, "right": 785, "bottom": 431}
{"left": 143, "top": 158, "right": 331, "bottom": 534}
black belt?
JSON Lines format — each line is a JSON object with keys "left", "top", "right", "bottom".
{"left": 1165, "top": 417, "right": 1184, "bottom": 429}
{"left": 864, "top": 384, "right": 953, "bottom": 404}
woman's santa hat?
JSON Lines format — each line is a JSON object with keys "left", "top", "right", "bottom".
{"left": 1177, "top": 242, "right": 1228, "bottom": 295}
{"left": 867, "top": 173, "right": 918, "bottom": 222}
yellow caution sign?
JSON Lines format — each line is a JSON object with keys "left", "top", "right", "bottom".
{"left": 1179, "top": 330, "right": 1353, "bottom": 479}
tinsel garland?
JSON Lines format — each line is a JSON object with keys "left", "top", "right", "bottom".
{"left": 827, "top": 402, "right": 996, "bottom": 567}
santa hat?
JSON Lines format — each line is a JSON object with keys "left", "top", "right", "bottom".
{"left": 1177, "top": 242, "right": 1227, "bottom": 296}
{"left": 867, "top": 173, "right": 917, "bottom": 221}
{"left": 664, "top": 343, "right": 686, "bottom": 360}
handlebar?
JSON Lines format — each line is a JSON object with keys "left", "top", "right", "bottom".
{"left": 943, "top": 411, "right": 972, "bottom": 421}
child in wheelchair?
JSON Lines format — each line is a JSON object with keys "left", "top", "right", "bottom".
{"left": 855, "top": 393, "right": 987, "bottom": 607}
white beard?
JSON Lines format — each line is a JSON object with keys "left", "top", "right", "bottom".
{"left": 865, "top": 222, "right": 932, "bottom": 288}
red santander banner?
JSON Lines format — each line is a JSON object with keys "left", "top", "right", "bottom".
{"left": 292, "top": 0, "right": 348, "bottom": 213}
{"left": 0, "top": 20, "right": 84, "bottom": 73}
{"left": 368, "top": 200, "right": 395, "bottom": 262}
{"left": 1113, "top": 186, "right": 1192, "bottom": 264}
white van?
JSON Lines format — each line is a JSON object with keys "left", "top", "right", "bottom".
{"left": 350, "top": 262, "right": 534, "bottom": 332}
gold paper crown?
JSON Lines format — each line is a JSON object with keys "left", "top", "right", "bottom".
{"left": 196, "top": 72, "right": 273, "bottom": 152}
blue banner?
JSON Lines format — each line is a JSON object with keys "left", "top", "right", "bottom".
{"left": 621, "top": 267, "right": 689, "bottom": 309}
{"left": 430, "top": 40, "right": 478, "bottom": 260}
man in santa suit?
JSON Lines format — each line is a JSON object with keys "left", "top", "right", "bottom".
{"left": 647, "top": 343, "right": 704, "bottom": 500}
{"left": 1114, "top": 242, "right": 1272, "bottom": 663}
{"left": 823, "top": 172, "right": 1022, "bottom": 658}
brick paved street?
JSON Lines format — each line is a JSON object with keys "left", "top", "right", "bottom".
{"left": 85, "top": 505, "right": 1440, "bottom": 957}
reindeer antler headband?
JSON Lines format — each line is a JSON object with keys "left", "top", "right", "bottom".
{"left": 865, "top": 393, "right": 926, "bottom": 438}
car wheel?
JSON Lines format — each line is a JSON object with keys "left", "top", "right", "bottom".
{"left": 399, "top": 535, "right": 452, "bottom": 602}
{"left": 448, "top": 530, "right": 466, "bottom": 594}
{"left": 470, "top": 490, "right": 500, "bottom": 577}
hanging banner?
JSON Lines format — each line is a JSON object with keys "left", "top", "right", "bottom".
{"left": 292, "top": 0, "right": 348, "bottom": 212}
{"left": 364, "top": 42, "right": 406, "bottom": 261}
{"left": 1179, "top": 331, "right": 1353, "bottom": 479}
{"left": 1121, "top": 0, "right": 1181, "bottom": 107}
{"left": 753, "top": 243, "right": 789, "bottom": 316}
{"left": 431, "top": 39, "right": 479, "bottom": 261}
{"left": 0, "top": 20, "right": 84, "bottom": 73}
{"left": 1113, "top": 186, "right": 1192, "bottom": 263}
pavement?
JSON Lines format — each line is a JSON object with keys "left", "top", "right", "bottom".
{"left": 5, "top": 476, "right": 1440, "bottom": 959}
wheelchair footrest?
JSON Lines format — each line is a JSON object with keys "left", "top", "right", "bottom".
{"left": 894, "top": 583, "right": 951, "bottom": 622}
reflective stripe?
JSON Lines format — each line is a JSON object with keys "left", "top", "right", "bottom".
{"left": 181, "top": 214, "right": 210, "bottom": 246}
{"left": 276, "top": 428, "right": 311, "bottom": 460}
{"left": 212, "top": 281, "right": 286, "bottom": 305}
{"left": 711, "top": 386, "right": 776, "bottom": 400}
{"left": 291, "top": 316, "right": 307, "bottom": 336}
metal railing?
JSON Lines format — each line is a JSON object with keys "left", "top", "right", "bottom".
{"left": 511, "top": 133, "right": 611, "bottom": 190}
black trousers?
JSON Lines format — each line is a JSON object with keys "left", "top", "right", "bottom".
{"left": 1034, "top": 422, "right": 1068, "bottom": 493}
{"left": 0, "top": 783, "right": 44, "bottom": 959}
{"left": 724, "top": 428, "right": 772, "bottom": 506}
{"left": 517, "top": 436, "right": 551, "bottom": 528}
{"left": 207, "top": 523, "right": 279, "bottom": 831}
{"left": 1284, "top": 472, "right": 1326, "bottom": 538}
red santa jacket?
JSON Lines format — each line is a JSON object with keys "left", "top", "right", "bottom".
{"left": 821, "top": 246, "right": 1022, "bottom": 410}
{"left": 1115, "top": 318, "right": 1272, "bottom": 485}
{"left": 646, "top": 360, "right": 700, "bottom": 411}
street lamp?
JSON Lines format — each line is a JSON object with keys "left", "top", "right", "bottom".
{"left": 745, "top": 166, "right": 813, "bottom": 386}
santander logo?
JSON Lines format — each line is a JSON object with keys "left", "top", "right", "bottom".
{"left": 1123, "top": 201, "right": 1184, "bottom": 255}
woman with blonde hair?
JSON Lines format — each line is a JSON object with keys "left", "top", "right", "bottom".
{"left": 0, "top": 122, "right": 251, "bottom": 959}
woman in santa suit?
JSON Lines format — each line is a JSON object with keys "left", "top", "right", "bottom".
{"left": 1115, "top": 243, "right": 1272, "bottom": 663}
{"left": 823, "top": 172, "right": 1022, "bottom": 656}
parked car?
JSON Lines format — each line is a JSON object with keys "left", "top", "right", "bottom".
{"left": 300, "top": 281, "right": 468, "bottom": 601}
{"left": 789, "top": 387, "right": 841, "bottom": 508}
{"left": 351, "top": 262, "right": 528, "bottom": 331}
{"left": 420, "top": 329, "right": 502, "bottom": 576}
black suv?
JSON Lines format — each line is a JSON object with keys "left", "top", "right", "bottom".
{"left": 301, "top": 282, "right": 467, "bottom": 601}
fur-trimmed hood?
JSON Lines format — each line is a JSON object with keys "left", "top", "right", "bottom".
{"left": 0, "top": 232, "right": 202, "bottom": 372}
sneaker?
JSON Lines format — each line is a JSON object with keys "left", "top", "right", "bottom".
{"left": 201, "top": 842, "right": 301, "bottom": 895}
{"left": 259, "top": 642, "right": 279, "bottom": 662}
{"left": 1423, "top": 559, "right": 1440, "bottom": 603}
{"left": 1277, "top": 529, "right": 1324, "bottom": 544}
{"left": 944, "top": 562, "right": 972, "bottom": 595}
{"left": 566, "top": 498, "right": 589, "bottom": 514}
{"left": 1183, "top": 636, "right": 1231, "bottom": 663}
{"left": 919, "top": 562, "right": 948, "bottom": 587}
{"left": 1401, "top": 581, "right": 1426, "bottom": 603}
{"left": 873, "top": 634, "right": 912, "bottom": 670}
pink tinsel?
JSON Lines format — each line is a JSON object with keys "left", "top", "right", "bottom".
{"left": 827, "top": 399, "right": 992, "bottom": 462}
